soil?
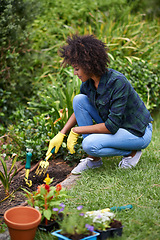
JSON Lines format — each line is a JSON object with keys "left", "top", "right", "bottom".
{"left": 109, "top": 219, "right": 122, "bottom": 228}
{"left": 59, "top": 220, "right": 123, "bottom": 240}
{"left": 64, "top": 232, "right": 92, "bottom": 240}
{"left": 0, "top": 156, "right": 75, "bottom": 216}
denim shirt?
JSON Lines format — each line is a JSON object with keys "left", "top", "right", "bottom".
{"left": 80, "top": 68, "right": 153, "bottom": 137}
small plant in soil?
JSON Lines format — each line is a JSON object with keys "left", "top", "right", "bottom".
{"left": 0, "top": 154, "right": 17, "bottom": 196}
{"left": 85, "top": 208, "right": 122, "bottom": 231}
{"left": 59, "top": 205, "right": 95, "bottom": 240}
{"left": 22, "top": 174, "right": 68, "bottom": 225}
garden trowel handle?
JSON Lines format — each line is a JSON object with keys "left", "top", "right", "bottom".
{"left": 45, "top": 147, "right": 55, "bottom": 161}
{"left": 25, "top": 152, "right": 32, "bottom": 169}
{"left": 110, "top": 204, "right": 133, "bottom": 211}
{"left": 24, "top": 152, "right": 32, "bottom": 187}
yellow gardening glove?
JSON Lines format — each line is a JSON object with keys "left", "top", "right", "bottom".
{"left": 67, "top": 128, "right": 79, "bottom": 154}
{"left": 46, "top": 132, "right": 66, "bottom": 155}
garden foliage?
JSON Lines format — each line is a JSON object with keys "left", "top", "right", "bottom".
{"left": 0, "top": 0, "right": 160, "bottom": 162}
{"left": 0, "top": 0, "right": 39, "bottom": 125}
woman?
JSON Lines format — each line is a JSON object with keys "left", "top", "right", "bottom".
{"left": 46, "top": 34, "right": 153, "bottom": 174}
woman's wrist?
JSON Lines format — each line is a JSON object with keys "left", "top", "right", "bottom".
{"left": 60, "top": 129, "right": 67, "bottom": 135}
{"left": 72, "top": 127, "right": 79, "bottom": 134}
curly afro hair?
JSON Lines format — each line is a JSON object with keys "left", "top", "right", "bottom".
{"left": 59, "top": 34, "right": 110, "bottom": 77}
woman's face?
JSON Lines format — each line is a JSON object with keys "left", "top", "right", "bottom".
{"left": 72, "top": 65, "right": 90, "bottom": 82}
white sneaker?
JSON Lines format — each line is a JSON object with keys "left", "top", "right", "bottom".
{"left": 71, "top": 157, "right": 103, "bottom": 175}
{"left": 118, "top": 151, "right": 142, "bottom": 169}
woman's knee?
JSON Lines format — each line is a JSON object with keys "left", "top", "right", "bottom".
{"left": 73, "top": 94, "right": 88, "bottom": 109}
{"left": 141, "top": 123, "right": 153, "bottom": 149}
{"left": 82, "top": 136, "right": 98, "bottom": 156}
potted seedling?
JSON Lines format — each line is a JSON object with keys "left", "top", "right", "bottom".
{"left": 85, "top": 209, "right": 123, "bottom": 240}
{"left": 52, "top": 205, "right": 100, "bottom": 240}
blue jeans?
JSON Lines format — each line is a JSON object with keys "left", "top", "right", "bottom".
{"left": 73, "top": 94, "right": 153, "bottom": 157}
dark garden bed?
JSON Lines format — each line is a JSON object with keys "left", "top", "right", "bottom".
{"left": 0, "top": 157, "right": 74, "bottom": 215}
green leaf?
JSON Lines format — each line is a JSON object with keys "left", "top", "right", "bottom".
{"left": 21, "top": 188, "right": 32, "bottom": 195}
{"left": 43, "top": 209, "right": 52, "bottom": 220}
{"left": 40, "top": 187, "right": 46, "bottom": 195}
{"left": 8, "top": 155, "right": 17, "bottom": 176}
{"left": 10, "top": 167, "right": 18, "bottom": 183}
{"left": 50, "top": 201, "right": 61, "bottom": 207}
{"left": 46, "top": 191, "right": 54, "bottom": 199}
{"left": 0, "top": 172, "right": 5, "bottom": 186}
{"left": 0, "top": 157, "right": 7, "bottom": 178}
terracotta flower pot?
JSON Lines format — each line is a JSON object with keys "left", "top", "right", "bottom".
{"left": 4, "top": 206, "right": 41, "bottom": 240}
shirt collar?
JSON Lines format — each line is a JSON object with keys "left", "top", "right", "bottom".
{"left": 99, "top": 69, "right": 113, "bottom": 93}
{"left": 88, "top": 69, "right": 111, "bottom": 94}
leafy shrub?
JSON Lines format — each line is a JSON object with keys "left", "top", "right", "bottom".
{"left": 6, "top": 111, "right": 85, "bottom": 164}
{"left": 88, "top": 12, "right": 159, "bottom": 69}
{"left": 0, "top": 0, "right": 39, "bottom": 126}
{"left": 27, "top": 67, "right": 81, "bottom": 126}
{"left": 7, "top": 114, "right": 50, "bottom": 162}
{"left": 111, "top": 58, "right": 160, "bottom": 110}
{"left": 63, "top": 136, "right": 87, "bottom": 165}
{"left": 128, "top": 0, "right": 160, "bottom": 19}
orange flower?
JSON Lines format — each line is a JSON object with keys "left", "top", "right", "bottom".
{"left": 53, "top": 118, "right": 61, "bottom": 125}
{"left": 56, "top": 184, "right": 62, "bottom": 192}
{"left": 37, "top": 184, "right": 45, "bottom": 193}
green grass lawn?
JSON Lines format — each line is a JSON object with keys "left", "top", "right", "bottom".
{"left": 35, "top": 110, "right": 160, "bottom": 240}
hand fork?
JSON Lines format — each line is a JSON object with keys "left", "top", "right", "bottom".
{"left": 35, "top": 147, "right": 55, "bottom": 176}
